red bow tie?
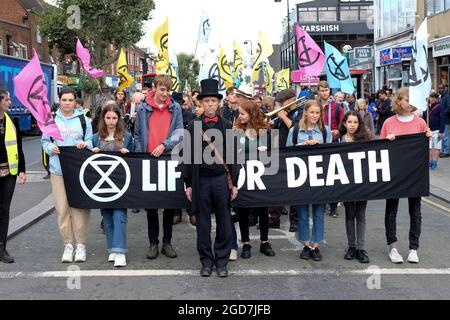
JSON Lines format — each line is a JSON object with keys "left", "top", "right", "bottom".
{"left": 204, "top": 116, "right": 218, "bottom": 123}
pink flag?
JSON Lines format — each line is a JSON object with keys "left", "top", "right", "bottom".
{"left": 13, "top": 49, "right": 63, "bottom": 141}
{"left": 296, "top": 25, "right": 325, "bottom": 77}
{"left": 76, "top": 38, "right": 104, "bottom": 78}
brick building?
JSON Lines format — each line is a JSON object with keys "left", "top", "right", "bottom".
{"left": 0, "top": 0, "right": 50, "bottom": 62}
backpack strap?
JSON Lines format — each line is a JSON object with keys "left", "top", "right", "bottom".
{"left": 78, "top": 114, "right": 87, "bottom": 141}
{"left": 335, "top": 102, "right": 341, "bottom": 126}
{"left": 321, "top": 126, "right": 327, "bottom": 143}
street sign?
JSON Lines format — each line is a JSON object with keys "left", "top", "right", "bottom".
{"left": 354, "top": 47, "right": 373, "bottom": 59}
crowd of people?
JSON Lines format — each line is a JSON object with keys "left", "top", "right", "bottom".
{"left": 1, "top": 75, "right": 448, "bottom": 278}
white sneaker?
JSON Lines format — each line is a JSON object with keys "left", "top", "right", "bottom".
{"left": 229, "top": 249, "right": 238, "bottom": 261}
{"left": 74, "top": 244, "right": 86, "bottom": 262}
{"left": 389, "top": 248, "right": 404, "bottom": 263}
{"left": 407, "top": 250, "right": 419, "bottom": 263}
{"left": 61, "top": 244, "right": 74, "bottom": 263}
{"left": 114, "top": 254, "right": 126, "bottom": 267}
{"left": 108, "top": 253, "right": 116, "bottom": 262}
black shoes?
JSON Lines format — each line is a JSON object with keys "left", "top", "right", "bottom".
{"left": 216, "top": 267, "right": 228, "bottom": 277}
{"left": 131, "top": 209, "right": 140, "bottom": 213}
{"left": 260, "top": 242, "right": 275, "bottom": 257}
{"left": 439, "top": 153, "right": 449, "bottom": 158}
{"left": 289, "top": 224, "right": 298, "bottom": 232}
{"left": 355, "top": 249, "right": 370, "bottom": 263}
{"left": 300, "top": 246, "right": 311, "bottom": 260}
{"left": 0, "top": 244, "right": 14, "bottom": 264}
{"left": 241, "top": 244, "right": 251, "bottom": 259}
{"left": 268, "top": 221, "right": 280, "bottom": 229}
{"left": 329, "top": 210, "right": 339, "bottom": 218}
{"left": 146, "top": 244, "right": 159, "bottom": 259}
{"left": 161, "top": 242, "right": 178, "bottom": 258}
{"left": 344, "top": 247, "right": 356, "bottom": 260}
{"left": 311, "top": 248, "right": 322, "bottom": 261}
{"left": 173, "top": 215, "right": 182, "bottom": 225}
{"left": 200, "top": 266, "right": 213, "bottom": 277}
{"left": 189, "top": 215, "right": 197, "bottom": 226}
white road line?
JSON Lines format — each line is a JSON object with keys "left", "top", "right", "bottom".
{"left": 2, "top": 268, "right": 450, "bottom": 279}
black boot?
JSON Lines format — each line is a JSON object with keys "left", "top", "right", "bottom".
{"left": 0, "top": 243, "right": 15, "bottom": 263}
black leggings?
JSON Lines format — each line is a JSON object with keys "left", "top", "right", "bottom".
{"left": 0, "top": 175, "right": 17, "bottom": 244}
{"left": 237, "top": 207, "right": 269, "bottom": 243}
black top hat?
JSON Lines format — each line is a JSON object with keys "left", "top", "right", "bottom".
{"left": 197, "top": 79, "right": 223, "bottom": 100}
{"left": 171, "top": 92, "right": 184, "bottom": 105}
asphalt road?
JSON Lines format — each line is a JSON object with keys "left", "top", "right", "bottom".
{"left": 1, "top": 199, "right": 450, "bottom": 300}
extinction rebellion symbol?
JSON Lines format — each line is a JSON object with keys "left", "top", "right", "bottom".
{"left": 79, "top": 154, "right": 131, "bottom": 202}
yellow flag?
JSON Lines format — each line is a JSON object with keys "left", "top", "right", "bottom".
{"left": 117, "top": 49, "right": 134, "bottom": 91}
{"left": 275, "top": 68, "right": 290, "bottom": 91}
{"left": 219, "top": 46, "right": 233, "bottom": 88}
{"left": 166, "top": 64, "right": 180, "bottom": 92}
{"left": 265, "top": 63, "right": 275, "bottom": 94}
{"left": 252, "top": 32, "right": 273, "bottom": 82}
{"left": 233, "top": 40, "right": 244, "bottom": 81}
{"left": 153, "top": 17, "right": 169, "bottom": 74}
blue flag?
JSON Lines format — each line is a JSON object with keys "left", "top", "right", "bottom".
{"left": 197, "top": 11, "right": 212, "bottom": 44}
{"left": 324, "top": 41, "right": 354, "bottom": 94}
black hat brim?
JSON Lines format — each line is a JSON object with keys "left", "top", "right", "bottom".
{"left": 197, "top": 93, "right": 223, "bottom": 100}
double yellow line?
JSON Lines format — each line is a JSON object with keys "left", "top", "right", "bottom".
{"left": 422, "top": 197, "right": 450, "bottom": 218}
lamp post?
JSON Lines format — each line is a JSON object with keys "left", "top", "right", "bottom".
{"left": 275, "top": 0, "right": 291, "bottom": 69}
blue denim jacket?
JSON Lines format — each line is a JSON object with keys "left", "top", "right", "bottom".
{"left": 286, "top": 124, "right": 332, "bottom": 147}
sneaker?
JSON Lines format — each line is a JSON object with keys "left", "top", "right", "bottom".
{"left": 344, "top": 247, "right": 356, "bottom": 260}
{"left": 407, "top": 250, "right": 419, "bottom": 263}
{"left": 355, "top": 249, "right": 370, "bottom": 263}
{"left": 241, "top": 244, "right": 252, "bottom": 259}
{"left": 429, "top": 161, "right": 433, "bottom": 168}
{"left": 229, "top": 249, "right": 238, "bottom": 261}
{"left": 108, "top": 253, "right": 116, "bottom": 262}
{"left": 299, "top": 246, "right": 311, "bottom": 260}
{"left": 331, "top": 210, "right": 339, "bottom": 218}
{"left": 388, "top": 248, "right": 404, "bottom": 263}
{"left": 74, "top": 244, "right": 86, "bottom": 262}
{"left": 114, "top": 254, "right": 127, "bottom": 267}
{"left": 260, "top": 242, "right": 275, "bottom": 257}
{"left": 311, "top": 248, "right": 322, "bottom": 261}
{"left": 61, "top": 244, "right": 74, "bottom": 263}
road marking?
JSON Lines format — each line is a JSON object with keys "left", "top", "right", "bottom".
{"left": 422, "top": 197, "right": 450, "bottom": 218}
{"left": 2, "top": 268, "right": 450, "bottom": 279}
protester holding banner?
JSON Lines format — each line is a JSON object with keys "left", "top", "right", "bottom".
{"left": 234, "top": 100, "right": 275, "bottom": 259}
{"left": 317, "top": 81, "right": 344, "bottom": 218}
{"left": 183, "top": 79, "right": 239, "bottom": 277}
{"left": 338, "top": 111, "right": 371, "bottom": 264}
{"left": 286, "top": 100, "right": 332, "bottom": 261}
{"left": 134, "top": 74, "right": 183, "bottom": 260}
{"left": 380, "top": 87, "right": 432, "bottom": 264}
{"left": 41, "top": 87, "right": 93, "bottom": 263}
{"left": 0, "top": 90, "right": 26, "bottom": 263}
{"left": 91, "top": 101, "right": 133, "bottom": 267}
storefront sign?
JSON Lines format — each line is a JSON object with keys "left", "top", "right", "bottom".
{"left": 354, "top": 47, "right": 373, "bottom": 59}
{"left": 379, "top": 48, "right": 401, "bottom": 66}
{"left": 392, "top": 47, "right": 413, "bottom": 59}
{"left": 291, "top": 70, "right": 319, "bottom": 85}
{"left": 433, "top": 37, "right": 450, "bottom": 58}
{"left": 299, "top": 24, "right": 340, "bottom": 33}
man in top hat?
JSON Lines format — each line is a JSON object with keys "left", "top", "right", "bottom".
{"left": 183, "top": 79, "right": 239, "bottom": 277}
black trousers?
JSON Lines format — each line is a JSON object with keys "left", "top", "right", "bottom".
{"left": 197, "top": 174, "right": 232, "bottom": 269}
{"left": 269, "top": 206, "right": 297, "bottom": 225}
{"left": 0, "top": 175, "right": 17, "bottom": 244}
{"left": 237, "top": 207, "right": 269, "bottom": 243}
{"left": 146, "top": 209, "right": 175, "bottom": 245}
{"left": 385, "top": 197, "right": 422, "bottom": 250}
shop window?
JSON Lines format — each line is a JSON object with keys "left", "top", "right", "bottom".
{"left": 318, "top": 7, "right": 337, "bottom": 21}
{"left": 298, "top": 7, "right": 318, "bottom": 22}
{"left": 340, "top": 6, "right": 359, "bottom": 21}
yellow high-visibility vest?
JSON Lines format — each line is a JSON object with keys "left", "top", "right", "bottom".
{"left": 4, "top": 113, "right": 19, "bottom": 175}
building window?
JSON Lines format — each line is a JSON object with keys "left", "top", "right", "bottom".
{"left": 318, "top": 7, "right": 337, "bottom": 21}
{"left": 340, "top": 6, "right": 359, "bottom": 21}
{"left": 37, "top": 30, "right": 42, "bottom": 44}
{"left": 298, "top": 7, "right": 318, "bottom": 22}
{"left": 359, "top": 5, "right": 373, "bottom": 21}
{"left": 0, "top": 38, "right": 3, "bottom": 55}
{"left": 20, "top": 44, "right": 27, "bottom": 59}
{"left": 427, "top": 0, "right": 449, "bottom": 15}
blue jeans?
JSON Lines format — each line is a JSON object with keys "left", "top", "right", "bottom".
{"left": 101, "top": 209, "right": 128, "bottom": 254}
{"left": 297, "top": 204, "right": 325, "bottom": 244}
{"left": 231, "top": 215, "right": 238, "bottom": 250}
{"left": 443, "top": 124, "right": 450, "bottom": 154}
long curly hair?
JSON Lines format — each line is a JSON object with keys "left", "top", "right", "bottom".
{"left": 234, "top": 100, "right": 270, "bottom": 135}
{"left": 97, "top": 100, "right": 126, "bottom": 146}
{"left": 338, "top": 110, "right": 370, "bottom": 141}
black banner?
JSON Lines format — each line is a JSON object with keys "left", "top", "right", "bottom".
{"left": 59, "top": 133, "right": 429, "bottom": 209}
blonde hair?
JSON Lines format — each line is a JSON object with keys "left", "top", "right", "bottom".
{"left": 392, "top": 87, "right": 409, "bottom": 114}
{"left": 355, "top": 98, "right": 368, "bottom": 112}
{"left": 299, "top": 100, "right": 325, "bottom": 131}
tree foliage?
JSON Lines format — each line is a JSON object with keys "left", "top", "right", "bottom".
{"left": 37, "top": 0, "right": 155, "bottom": 68}
{"left": 177, "top": 53, "right": 200, "bottom": 92}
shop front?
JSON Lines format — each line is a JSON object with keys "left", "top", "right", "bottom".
{"left": 432, "top": 36, "right": 450, "bottom": 88}
{"left": 376, "top": 46, "right": 412, "bottom": 92}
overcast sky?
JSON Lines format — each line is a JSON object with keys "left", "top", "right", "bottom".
{"left": 45, "top": 0, "right": 311, "bottom": 58}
